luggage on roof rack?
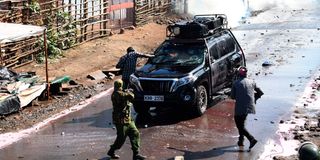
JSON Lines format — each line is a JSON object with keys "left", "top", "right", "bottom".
{"left": 167, "top": 14, "right": 228, "bottom": 39}
{"left": 167, "top": 21, "right": 209, "bottom": 39}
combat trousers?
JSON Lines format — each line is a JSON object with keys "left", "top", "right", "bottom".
{"left": 234, "top": 114, "right": 254, "bottom": 142}
{"left": 110, "top": 121, "right": 140, "bottom": 154}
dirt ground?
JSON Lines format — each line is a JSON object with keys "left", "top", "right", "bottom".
{"left": 15, "top": 22, "right": 167, "bottom": 85}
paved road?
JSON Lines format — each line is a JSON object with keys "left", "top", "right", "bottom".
{"left": 1, "top": 6, "right": 320, "bottom": 160}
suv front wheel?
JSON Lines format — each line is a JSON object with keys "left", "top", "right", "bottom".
{"left": 194, "top": 85, "right": 208, "bottom": 116}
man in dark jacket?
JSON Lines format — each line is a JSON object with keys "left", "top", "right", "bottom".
{"left": 230, "top": 66, "right": 264, "bottom": 150}
{"left": 116, "top": 47, "right": 154, "bottom": 89}
{"left": 107, "top": 79, "right": 146, "bottom": 160}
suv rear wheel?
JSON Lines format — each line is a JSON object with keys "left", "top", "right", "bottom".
{"left": 194, "top": 85, "right": 208, "bottom": 116}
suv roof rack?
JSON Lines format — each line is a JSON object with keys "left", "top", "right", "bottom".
{"left": 166, "top": 14, "right": 228, "bottom": 39}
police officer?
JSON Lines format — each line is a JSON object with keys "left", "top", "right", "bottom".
{"left": 107, "top": 79, "right": 146, "bottom": 160}
{"left": 231, "top": 66, "right": 263, "bottom": 150}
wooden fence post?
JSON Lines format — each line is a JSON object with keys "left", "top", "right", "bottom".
{"left": 80, "top": 0, "right": 83, "bottom": 42}
{"left": 133, "top": 0, "right": 136, "bottom": 26}
{"left": 62, "top": 0, "right": 65, "bottom": 12}
{"left": 103, "top": 0, "right": 108, "bottom": 35}
{"left": 56, "top": 0, "right": 59, "bottom": 33}
{"left": 44, "top": 29, "right": 50, "bottom": 100}
{"left": 68, "top": 0, "right": 72, "bottom": 16}
{"left": 84, "top": 0, "right": 88, "bottom": 41}
{"left": 99, "top": 0, "right": 102, "bottom": 35}
{"left": 91, "top": 0, "right": 94, "bottom": 37}
{"left": 0, "top": 44, "right": 2, "bottom": 66}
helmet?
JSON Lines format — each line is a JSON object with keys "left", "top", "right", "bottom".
{"left": 127, "top": 47, "right": 135, "bottom": 53}
{"left": 298, "top": 142, "right": 320, "bottom": 160}
{"left": 237, "top": 66, "right": 247, "bottom": 77}
{"left": 114, "top": 79, "right": 123, "bottom": 90}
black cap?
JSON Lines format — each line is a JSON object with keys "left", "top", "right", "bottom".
{"left": 127, "top": 47, "right": 134, "bottom": 53}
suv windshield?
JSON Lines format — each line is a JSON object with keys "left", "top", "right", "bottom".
{"left": 151, "top": 42, "right": 205, "bottom": 66}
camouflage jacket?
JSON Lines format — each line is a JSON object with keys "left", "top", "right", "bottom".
{"left": 111, "top": 89, "right": 134, "bottom": 124}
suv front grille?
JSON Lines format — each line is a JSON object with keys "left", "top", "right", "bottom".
{"left": 140, "top": 80, "right": 173, "bottom": 93}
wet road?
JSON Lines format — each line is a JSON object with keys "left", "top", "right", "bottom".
{"left": 1, "top": 6, "right": 320, "bottom": 160}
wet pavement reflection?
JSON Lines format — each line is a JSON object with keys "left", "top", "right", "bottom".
{"left": 0, "top": 47, "right": 319, "bottom": 160}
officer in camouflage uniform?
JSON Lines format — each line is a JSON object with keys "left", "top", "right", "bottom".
{"left": 107, "top": 79, "right": 146, "bottom": 160}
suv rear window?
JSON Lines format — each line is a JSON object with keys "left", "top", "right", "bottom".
{"left": 151, "top": 42, "right": 206, "bottom": 66}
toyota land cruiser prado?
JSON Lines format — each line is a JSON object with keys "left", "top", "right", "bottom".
{"left": 130, "top": 14, "right": 246, "bottom": 116}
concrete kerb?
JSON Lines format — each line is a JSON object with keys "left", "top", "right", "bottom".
{"left": 0, "top": 87, "right": 114, "bottom": 149}
{"left": 258, "top": 70, "right": 320, "bottom": 159}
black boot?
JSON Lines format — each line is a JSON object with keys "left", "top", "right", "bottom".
{"left": 237, "top": 140, "right": 244, "bottom": 146}
{"left": 249, "top": 139, "right": 257, "bottom": 149}
{"left": 133, "top": 153, "right": 146, "bottom": 160}
{"left": 107, "top": 149, "right": 120, "bottom": 159}
{"left": 237, "top": 136, "right": 244, "bottom": 146}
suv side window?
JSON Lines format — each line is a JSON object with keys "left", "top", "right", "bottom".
{"left": 217, "top": 39, "right": 227, "bottom": 57}
{"left": 209, "top": 44, "right": 219, "bottom": 62}
{"left": 225, "top": 35, "right": 236, "bottom": 54}
{"left": 217, "top": 33, "right": 236, "bottom": 57}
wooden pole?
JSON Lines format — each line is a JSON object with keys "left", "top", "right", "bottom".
{"left": 112, "top": 0, "right": 115, "bottom": 28}
{"left": 84, "top": 0, "right": 88, "bottom": 40}
{"left": 80, "top": 0, "right": 83, "bottom": 42}
{"left": 75, "top": 0, "right": 78, "bottom": 42}
{"left": 68, "top": 0, "right": 72, "bottom": 16}
{"left": 103, "top": 0, "right": 107, "bottom": 34}
{"left": 133, "top": 0, "right": 136, "bottom": 26}
{"left": 56, "top": 0, "right": 59, "bottom": 33}
{"left": 99, "top": 0, "right": 102, "bottom": 35}
{"left": 62, "top": 0, "right": 65, "bottom": 12}
{"left": 44, "top": 29, "right": 50, "bottom": 100}
{"left": 91, "top": 0, "right": 94, "bottom": 37}
{"left": 0, "top": 44, "right": 2, "bottom": 66}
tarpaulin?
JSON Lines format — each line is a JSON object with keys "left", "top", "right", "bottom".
{"left": 18, "top": 84, "right": 46, "bottom": 108}
{"left": 0, "top": 23, "right": 45, "bottom": 43}
{"left": 0, "top": 95, "right": 20, "bottom": 115}
{"left": 0, "top": 66, "right": 17, "bottom": 80}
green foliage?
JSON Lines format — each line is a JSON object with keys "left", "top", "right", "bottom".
{"left": 36, "top": 9, "right": 77, "bottom": 63}
{"left": 56, "top": 11, "right": 77, "bottom": 49}
{"left": 47, "top": 30, "right": 63, "bottom": 58}
{"left": 36, "top": 34, "right": 62, "bottom": 63}
{"left": 26, "top": 0, "right": 40, "bottom": 13}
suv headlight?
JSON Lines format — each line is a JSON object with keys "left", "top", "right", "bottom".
{"left": 172, "top": 75, "right": 196, "bottom": 92}
{"left": 130, "top": 74, "right": 142, "bottom": 91}
{"left": 173, "top": 27, "right": 180, "bottom": 36}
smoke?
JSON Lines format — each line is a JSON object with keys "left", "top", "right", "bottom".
{"left": 187, "top": 0, "right": 320, "bottom": 27}
{"left": 248, "top": 0, "right": 320, "bottom": 10}
{"left": 187, "top": 0, "right": 248, "bottom": 27}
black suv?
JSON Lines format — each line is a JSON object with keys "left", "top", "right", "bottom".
{"left": 130, "top": 14, "right": 246, "bottom": 116}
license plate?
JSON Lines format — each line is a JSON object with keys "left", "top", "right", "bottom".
{"left": 144, "top": 95, "right": 164, "bottom": 102}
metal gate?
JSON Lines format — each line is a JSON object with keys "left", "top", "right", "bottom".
{"left": 109, "top": 0, "right": 134, "bottom": 30}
